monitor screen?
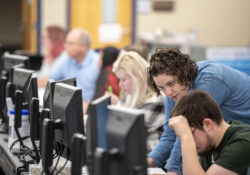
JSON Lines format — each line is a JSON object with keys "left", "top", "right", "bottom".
{"left": 43, "top": 77, "right": 77, "bottom": 119}
{"left": 86, "top": 94, "right": 110, "bottom": 174}
{"left": 106, "top": 106, "right": 148, "bottom": 175}
{"left": 52, "top": 83, "right": 84, "bottom": 155}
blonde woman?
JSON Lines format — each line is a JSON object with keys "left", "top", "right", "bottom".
{"left": 110, "top": 51, "right": 165, "bottom": 151}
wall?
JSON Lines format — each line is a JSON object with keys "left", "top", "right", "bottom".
{"left": 41, "top": 0, "right": 67, "bottom": 53}
{"left": 42, "top": 0, "right": 67, "bottom": 31}
{"left": 137, "top": 0, "right": 250, "bottom": 46}
{"left": 0, "top": 0, "right": 21, "bottom": 49}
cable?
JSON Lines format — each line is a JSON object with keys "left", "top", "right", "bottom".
{"left": 51, "top": 149, "right": 62, "bottom": 175}
{"left": 9, "top": 135, "right": 36, "bottom": 169}
{"left": 54, "top": 158, "right": 68, "bottom": 175}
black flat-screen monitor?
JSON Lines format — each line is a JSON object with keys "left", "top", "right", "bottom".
{"left": 0, "top": 45, "right": 3, "bottom": 74}
{"left": 86, "top": 94, "right": 110, "bottom": 174}
{"left": 26, "top": 76, "right": 38, "bottom": 106}
{"left": 43, "top": 78, "right": 77, "bottom": 119}
{"left": 52, "top": 83, "right": 85, "bottom": 158}
{"left": 1, "top": 52, "right": 29, "bottom": 79}
{"left": 14, "top": 50, "right": 43, "bottom": 71}
{"left": 0, "top": 67, "right": 37, "bottom": 131}
{"left": 12, "top": 68, "right": 34, "bottom": 103}
{"left": 12, "top": 67, "right": 38, "bottom": 123}
{"left": 13, "top": 68, "right": 38, "bottom": 121}
{"left": 11, "top": 68, "right": 38, "bottom": 156}
{"left": 0, "top": 76, "right": 8, "bottom": 128}
{"left": 106, "top": 106, "right": 148, "bottom": 175}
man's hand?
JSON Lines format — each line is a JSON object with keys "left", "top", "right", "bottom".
{"left": 147, "top": 157, "right": 156, "bottom": 167}
{"left": 168, "top": 115, "right": 192, "bottom": 141}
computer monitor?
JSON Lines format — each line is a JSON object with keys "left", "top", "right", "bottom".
{"left": 0, "top": 76, "right": 8, "bottom": 129}
{"left": 0, "top": 44, "right": 3, "bottom": 74}
{"left": 106, "top": 106, "right": 148, "bottom": 175}
{"left": 12, "top": 68, "right": 34, "bottom": 104}
{"left": 26, "top": 76, "right": 38, "bottom": 108}
{"left": 10, "top": 68, "right": 38, "bottom": 157}
{"left": 20, "top": 74, "right": 39, "bottom": 162}
{"left": 52, "top": 83, "right": 85, "bottom": 157}
{"left": 1, "top": 52, "right": 29, "bottom": 80}
{"left": 0, "top": 67, "right": 36, "bottom": 132}
{"left": 14, "top": 50, "right": 43, "bottom": 71}
{"left": 86, "top": 95, "right": 110, "bottom": 174}
{"left": 43, "top": 78, "right": 77, "bottom": 119}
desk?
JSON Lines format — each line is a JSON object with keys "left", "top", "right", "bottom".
{"left": 148, "top": 167, "right": 167, "bottom": 175}
{"left": 0, "top": 129, "right": 27, "bottom": 175}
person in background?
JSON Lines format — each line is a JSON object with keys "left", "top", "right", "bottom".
{"left": 169, "top": 90, "right": 250, "bottom": 175}
{"left": 92, "top": 46, "right": 120, "bottom": 100}
{"left": 124, "top": 44, "right": 149, "bottom": 61}
{"left": 37, "top": 25, "right": 66, "bottom": 87}
{"left": 111, "top": 51, "right": 165, "bottom": 151}
{"left": 39, "top": 25, "right": 66, "bottom": 77}
{"left": 50, "top": 28, "right": 100, "bottom": 113}
{"left": 146, "top": 48, "right": 250, "bottom": 175}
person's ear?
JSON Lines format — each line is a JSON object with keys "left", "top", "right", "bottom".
{"left": 202, "top": 118, "right": 214, "bottom": 132}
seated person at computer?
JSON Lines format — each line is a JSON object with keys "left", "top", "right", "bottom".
{"left": 92, "top": 46, "right": 120, "bottom": 100}
{"left": 110, "top": 51, "right": 165, "bottom": 151}
{"left": 49, "top": 28, "right": 99, "bottom": 113}
{"left": 123, "top": 44, "right": 149, "bottom": 61}
{"left": 169, "top": 90, "right": 250, "bottom": 175}
{"left": 39, "top": 25, "right": 66, "bottom": 77}
{"left": 37, "top": 25, "right": 66, "bottom": 87}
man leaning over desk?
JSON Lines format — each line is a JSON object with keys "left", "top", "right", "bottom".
{"left": 169, "top": 90, "right": 250, "bottom": 175}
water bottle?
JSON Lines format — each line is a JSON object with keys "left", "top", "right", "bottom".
{"left": 8, "top": 109, "right": 32, "bottom": 151}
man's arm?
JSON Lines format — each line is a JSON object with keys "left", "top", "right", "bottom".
{"left": 207, "top": 164, "right": 239, "bottom": 175}
{"left": 169, "top": 116, "right": 205, "bottom": 175}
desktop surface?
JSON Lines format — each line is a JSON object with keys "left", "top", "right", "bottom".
{"left": 0, "top": 127, "right": 27, "bottom": 174}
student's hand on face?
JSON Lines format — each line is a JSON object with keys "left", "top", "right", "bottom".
{"left": 168, "top": 115, "right": 192, "bottom": 140}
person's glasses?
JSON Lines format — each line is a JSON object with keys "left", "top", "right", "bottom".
{"left": 65, "top": 41, "right": 78, "bottom": 46}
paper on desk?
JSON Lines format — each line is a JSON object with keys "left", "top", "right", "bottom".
{"left": 38, "top": 88, "right": 45, "bottom": 107}
{"left": 148, "top": 167, "right": 167, "bottom": 174}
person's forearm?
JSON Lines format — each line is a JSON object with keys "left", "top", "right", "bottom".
{"left": 181, "top": 135, "right": 206, "bottom": 175}
{"left": 165, "top": 138, "right": 182, "bottom": 175}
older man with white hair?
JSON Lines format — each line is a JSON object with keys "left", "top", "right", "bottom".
{"left": 50, "top": 28, "right": 99, "bottom": 112}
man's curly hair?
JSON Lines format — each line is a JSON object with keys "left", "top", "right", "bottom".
{"left": 146, "top": 48, "right": 198, "bottom": 95}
